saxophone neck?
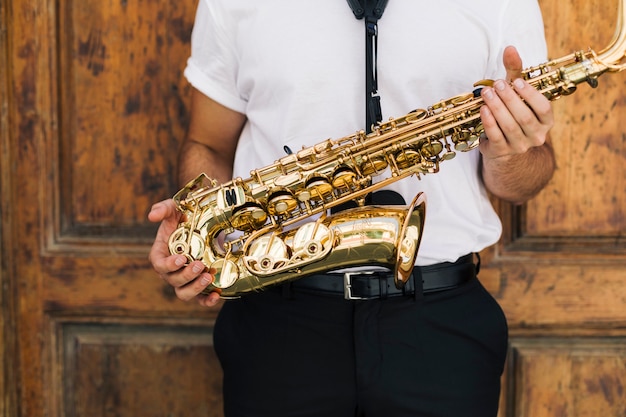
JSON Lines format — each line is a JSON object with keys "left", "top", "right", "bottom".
{"left": 595, "top": 0, "right": 626, "bottom": 71}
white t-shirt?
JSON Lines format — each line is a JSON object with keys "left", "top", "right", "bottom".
{"left": 184, "top": 0, "right": 548, "bottom": 265}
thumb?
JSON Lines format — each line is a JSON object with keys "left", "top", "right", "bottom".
{"left": 148, "top": 199, "right": 177, "bottom": 223}
{"left": 503, "top": 45, "right": 523, "bottom": 82}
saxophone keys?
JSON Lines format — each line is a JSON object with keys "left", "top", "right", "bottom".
{"left": 173, "top": 173, "right": 218, "bottom": 207}
{"left": 297, "top": 190, "right": 312, "bottom": 202}
{"left": 473, "top": 79, "right": 495, "bottom": 88}
{"left": 360, "top": 154, "right": 389, "bottom": 176}
{"left": 267, "top": 188, "right": 299, "bottom": 215}
{"left": 419, "top": 140, "right": 443, "bottom": 158}
{"left": 292, "top": 222, "right": 332, "bottom": 259}
{"left": 246, "top": 235, "right": 290, "bottom": 272}
{"left": 431, "top": 92, "right": 473, "bottom": 114}
{"left": 452, "top": 128, "right": 478, "bottom": 151}
{"left": 418, "top": 160, "right": 438, "bottom": 173}
{"left": 209, "top": 258, "right": 240, "bottom": 289}
{"left": 441, "top": 150, "right": 456, "bottom": 161}
{"left": 394, "top": 147, "right": 421, "bottom": 169}
{"left": 455, "top": 142, "right": 469, "bottom": 151}
{"left": 456, "top": 137, "right": 480, "bottom": 152}
{"left": 465, "top": 137, "right": 481, "bottom": 150}
{"left": 305, "top": 173, "right": 334, "bottom": 199}
{"left": 168, "top": 226, "right": 205, "bottom": 262}
{"left": 450, "top": 93, "right": 474, "bottom": 105}
{"left": 465, "top": 123, "right": 485, "bottom": 150}
{"left": 405, "top": 109, "right": 428, "bottom": 122}
{"left": 230, "top": 202, "right": 268, "bottom": 231}
{"left": 314, "top": 139, "right": 333, "bottom": 153}
{"left": 273, "top": 172, "right": 301, "bottom": 188}
{"left": 331, "top": 165, "right": 358, "bottom": 189}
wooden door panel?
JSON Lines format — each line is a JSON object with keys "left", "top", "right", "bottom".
{"left": 484, "top": 1, "right": 626, "bottom": 329}
{"left": 57, "top": 321, "right": 222, "bottom": 417}
{"left": 483, "top": 264, "right": 626, "bottom": 327}
{"left": 493, "top": 0, "right": 626, "bottom": 253}
{"left": 516, "top": 76, "right": 625, "bottom": 244}
{"left": 2, "top": 0, "right": 223, "bottom": 416}
{"left": 487, "top": 1, "right": 626, "bottom": 415}
{"left": 507, "top": 338, "right": 626, "bottom": 416}
{"left": 56, "top": 0, "right": 189, "bottom": 237}
{"left": 526, "top": 0, "right": 626, "bottom": 241}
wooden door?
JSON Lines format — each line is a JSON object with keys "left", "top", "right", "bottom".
{"left": 0, "top": 1, "right": 624, "bottom": 417}
{"left": 1, "top": 0, "right": 224, "bottom": 415}
{"left": 489, "top": 1, "right": 626, "bottom": 415}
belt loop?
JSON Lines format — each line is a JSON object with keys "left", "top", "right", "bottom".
{"left": 379, "top": 272, "right": 388, "bottom": 299}
{"left": 412, "top": 268, "right": 424, "bottom": 302}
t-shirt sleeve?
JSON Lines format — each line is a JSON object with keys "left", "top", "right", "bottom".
{"left": 183, "top": 0, "right": 248, "bottom": 113}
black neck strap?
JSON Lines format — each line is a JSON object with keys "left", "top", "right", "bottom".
{"left": 347, "top": 0, "right": 388, "bottom": 133}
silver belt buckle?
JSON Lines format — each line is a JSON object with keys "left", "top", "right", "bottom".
{"left": 343, "top": 271, "right": 377, "bottom": 300}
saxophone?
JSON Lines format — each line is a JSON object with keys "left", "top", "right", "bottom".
{"left": 168, "top": 0, "right": 626, "bottom": 298}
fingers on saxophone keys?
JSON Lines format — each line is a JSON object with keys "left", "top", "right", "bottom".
{"left": 480, "top": 82, "right": 505, "bottom": 122}
{"left": 481, "top": 80, "right": 522, "bottom": 131}
{"left": 478, "top": 101, "right": 500, "bottom": 138}
{"left": 512, "top": 78, "right": 554, "bottom": 126}
{"left": 481, "top": 79, "right": 513, "bottom": 108}
{"left": 485, "top": 79, "right": 541, "bottom": 119}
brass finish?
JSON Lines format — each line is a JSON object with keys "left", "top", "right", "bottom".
{"left": 169, "top": 0, "right": 626, "bottom": 298}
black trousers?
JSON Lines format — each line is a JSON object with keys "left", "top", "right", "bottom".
{"left": 214, "top": 276, "right": 508, "bottom": 417}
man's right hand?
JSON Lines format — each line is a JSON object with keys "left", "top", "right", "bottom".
{"left": 148, "top": 199, "right": 221, "bottom": 307}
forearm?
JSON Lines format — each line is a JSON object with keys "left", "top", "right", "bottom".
{"left": 177, "top": 139, "right": 235, "bottom": 187}
{"left": 175, "top": 89, "right": 246, "bottom": 187}
{"left": 480, "top": 141, "right": 555, "bottom": 205}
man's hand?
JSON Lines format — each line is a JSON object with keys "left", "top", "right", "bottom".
{"left": 148, "top": 199, "right": 221, "bottom": 307}
{"left": 478, "top": 46, "right": 556, "bottom": 204}
{"left": 479, "top": 45, "right": 554, "bottom": 161}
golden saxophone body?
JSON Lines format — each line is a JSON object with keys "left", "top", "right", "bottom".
{"left": 168, "top": 0, "right": 626, "bottom": 298}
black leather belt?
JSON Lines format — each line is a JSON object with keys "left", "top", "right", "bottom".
{"left": 287, "top": 254, "right": 477, "bottom": 300}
